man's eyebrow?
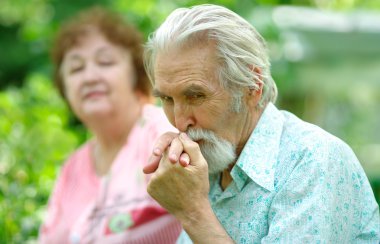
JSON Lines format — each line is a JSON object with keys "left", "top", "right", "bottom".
{"left": 182, "top": 84, "right": 207, "bottom": 96}
{"left": 152, "top": 84, "right": 207, "bottom": 98}
{"left": 152, "top": 89, "right": 165, "bottom": 97}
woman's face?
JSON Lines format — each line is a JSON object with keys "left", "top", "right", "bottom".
{"left": 60, "top": 28, "right": 139, "bottom": 123}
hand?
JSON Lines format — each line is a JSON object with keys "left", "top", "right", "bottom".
{"left": 143, "top": 132, "right": 190, "bottom": 174}
{"left": 147, "top": 133, "right": 210, "bottom": 218}
{"left": 147, "top": 133, "right": 234, "bottom": 243}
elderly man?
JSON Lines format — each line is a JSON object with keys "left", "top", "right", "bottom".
{"left": 143, "top": 4, "right": 380, "bottom": 243}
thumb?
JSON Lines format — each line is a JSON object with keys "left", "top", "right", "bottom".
{"left": 178, "top": 133, "right": 206, "bottom": 167}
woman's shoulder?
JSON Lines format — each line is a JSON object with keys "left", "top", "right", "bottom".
{"left": 61, "top": 141, "right": 93, "bottom": 174}
{"left": 142, "top": 104, "right": 166, "bottom": 121}
{"left": 141, "top": 104, "right": 177, "bottom": 132}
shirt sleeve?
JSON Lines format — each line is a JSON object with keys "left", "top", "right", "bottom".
{"left": 262, "top": 138, "right": 380, "bottom": 243}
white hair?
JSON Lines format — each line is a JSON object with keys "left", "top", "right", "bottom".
{"left": 144, "top": 4, "right": 277, "bottom": 110}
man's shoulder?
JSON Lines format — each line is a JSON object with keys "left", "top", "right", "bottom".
{"left": 280, "top": 110, "right": 349, "bottom": 153}
{"left": 276, "top": 109, "right": 360, "bottom": 177}
{"left": 262, "top": 104, "right": 342, "bottom": 151}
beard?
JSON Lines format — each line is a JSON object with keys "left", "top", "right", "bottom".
{"left": 187, "top": 128, "right": 236, "bottom": 175}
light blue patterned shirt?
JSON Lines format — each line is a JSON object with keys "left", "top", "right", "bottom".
{"left": 177, "top": 103, "right": 380, "bottom": 243}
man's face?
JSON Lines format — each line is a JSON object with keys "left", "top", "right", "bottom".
{"left": 153, "top": 43, "right": 251, "bottom": 173}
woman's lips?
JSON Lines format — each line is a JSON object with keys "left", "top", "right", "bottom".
{"left": 83, "top": 91, "right": 106, "bottom": 99}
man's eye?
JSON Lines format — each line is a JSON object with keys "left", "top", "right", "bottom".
{"left": 186, "top": 94, "right": 205, "bottom": 104}
{"left": 188, "top": 94, "right": 204, "bottom": 99}
{"left": 160, "top": 96, "right": 173, "bottom": 103}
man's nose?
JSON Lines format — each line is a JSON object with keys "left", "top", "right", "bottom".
{"left": 173, "top": 104, "right": 194, "bottom": 132}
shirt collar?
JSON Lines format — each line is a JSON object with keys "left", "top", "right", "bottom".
{"left": 232, "top": 103, "right": 284, "bottom": 192}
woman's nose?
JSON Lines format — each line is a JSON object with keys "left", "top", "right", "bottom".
{"left": 82, "top": 63, "right": 100, "bottom": 84}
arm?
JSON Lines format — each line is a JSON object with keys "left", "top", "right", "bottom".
{"left": 147, "top": 133, "right": 234, "bottom": 243}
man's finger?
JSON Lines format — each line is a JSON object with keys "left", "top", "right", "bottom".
{"left": 144, "top": 132, "right": 178, "bottom": 174}
{"left": 151, "top": 132, "right": 179, "bottom": 157}
{"left": 143, "top": 154, "right": 161, "bottom": 174}
{"left": 179, "top": 153, "right": 190, "bottom": 167}
{"left": 178, "top": 133, "right": 205, "bottom": 166}
{"left": 168, "top": 137, "right": 184, "bottom": 163}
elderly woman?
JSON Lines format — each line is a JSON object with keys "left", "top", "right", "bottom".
{"left": 39, "top": 7, "right": 181, "bottom": 243}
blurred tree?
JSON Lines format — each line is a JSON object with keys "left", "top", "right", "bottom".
{"left": 0, "top": 73, "right": 81, "bottom": 242}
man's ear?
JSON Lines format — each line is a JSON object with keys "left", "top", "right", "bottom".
{"left": 246, "top": 65, "right": 263, "bottom": 108}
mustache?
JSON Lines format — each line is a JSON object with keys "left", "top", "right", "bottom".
{"left": 186, "top": 128, "right": 220, "bottom": 143}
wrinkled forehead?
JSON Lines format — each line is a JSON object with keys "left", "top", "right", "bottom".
{"left": 153, "top": 47, "right": 225, "bottom": 99}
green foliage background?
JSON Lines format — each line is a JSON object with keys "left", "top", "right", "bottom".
{"left": 0, "top": 0, "right": 379, "bottom": 242}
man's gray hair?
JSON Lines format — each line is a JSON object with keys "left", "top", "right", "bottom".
{"left": 144, "top": 4, "right": 277, "bottom": 110}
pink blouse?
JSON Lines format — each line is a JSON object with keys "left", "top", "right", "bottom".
{"left": 39, "top": 105, "right": 181, "bottom": 243}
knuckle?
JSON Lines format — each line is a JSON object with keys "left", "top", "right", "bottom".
{"left": 171, "top": 137, "right": 180, "bottom": 146}
{"left": 187, "top": 141, "right": 200, "bottom": 151}
{"left": 201, "top": 162, "right": 208, "bottom": 171}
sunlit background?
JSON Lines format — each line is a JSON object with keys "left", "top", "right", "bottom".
{"left": 0, "top": 0, "right": 379, "bottom": 242}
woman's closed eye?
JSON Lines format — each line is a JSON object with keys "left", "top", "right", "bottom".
{"left": 98, "top": 56, "right": 116, "bottom": 66}
{"left": 69, "top": 64, "right": 84, "bottom": 74}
